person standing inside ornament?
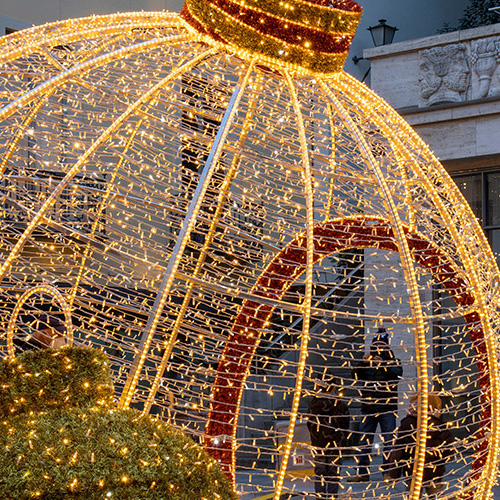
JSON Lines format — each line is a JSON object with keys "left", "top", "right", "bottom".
{"left": 348, "top": 329, "right": 402, "bottom": 482}
{"left": 14, "top": 314, "right": 68, "bottom": 352}
{"left": 32, "top": 314, "right": 67, "bottom": 349}
{"left": 307, "top": 374, "right": 350, "bottom": 499}
{"left": 387, "top": 392, "right": 454, "bottom": 496}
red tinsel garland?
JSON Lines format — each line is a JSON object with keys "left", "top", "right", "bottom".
{"left": 190, "top": 0, "right": 353, "bottom": 54}
{"left": 181, "top": 0, "right": 362, "bottom": 74}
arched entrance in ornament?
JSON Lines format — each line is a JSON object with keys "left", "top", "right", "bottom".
{"left": 6, "top": 284, "right": 74, "bottom": 356}
{"left": 204, "top": 215, "right": 491, "bottom": 486}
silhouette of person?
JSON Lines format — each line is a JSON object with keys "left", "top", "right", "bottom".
{"left": 307, "top": 375, "right": 350, "bottom": 499}
{"left": 348, "top": 329, "right": 402, "bottom": 482}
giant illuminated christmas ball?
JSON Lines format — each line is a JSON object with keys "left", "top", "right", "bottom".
{"left": 0, "top": 1, "right": 499, "bottom": 499}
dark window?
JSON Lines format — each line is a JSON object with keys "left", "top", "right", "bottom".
{"left": 486, "top": 171, "right": 500, "bottom": 227}
{"left": 453, "top": 170, "right": 500, "bottom": 266}
{"left": 454, "top": 173, "right": 482, "bottom": 223}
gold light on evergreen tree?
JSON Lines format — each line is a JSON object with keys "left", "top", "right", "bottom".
{"left": 0, "top": 1, "right": 499, "bottom": 499}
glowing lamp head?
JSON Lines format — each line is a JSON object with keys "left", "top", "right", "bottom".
{"left": 180, "top": 0, "right": 362, "bottom": 75}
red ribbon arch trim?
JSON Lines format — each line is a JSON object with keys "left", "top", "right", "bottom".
{"left": 204, "top": 216, "right": 490, "bottom": 485}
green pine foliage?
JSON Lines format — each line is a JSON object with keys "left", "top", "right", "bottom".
{"left": 440, "top": 0, "right": 500, "bottom": 32}
{"left": 0, "top": 347, "right": 237, "bottom": 500}
{"left": 0, "top": 410, "right": 236, "bottom": 500}
{"left": 0, "top": 347, "right": 115, "bottom": 417}
{"left": 458, "top": 0, "right": 500, "bottom": 29}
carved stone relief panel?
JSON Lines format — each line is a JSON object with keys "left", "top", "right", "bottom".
{"left": 472, "top": 37, "right": 500, "bottom": 99}
{"left": 419, "top": 43, "right": 471, "bottom": 106}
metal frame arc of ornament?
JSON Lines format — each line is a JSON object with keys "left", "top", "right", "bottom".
{"left": 6, "top": 284, "right": 74, "bottom": 357}
{"left": 319, "top": 80, "right": 431, "bottom": 500}
{"left": 118, "top": 60, "right": 257, "bottom": 409}
{"left": 204, "top": 215, "right": 494, "bottom": 496}
{"left": 0, "top": 33, "right": 191, "bottom": 126}
{"left": 0, "top": 12, "right": 184, "bottom": 65}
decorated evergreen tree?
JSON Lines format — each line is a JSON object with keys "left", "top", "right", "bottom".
{"left": 0, "top": 347, "right": 236, "bottom": 500}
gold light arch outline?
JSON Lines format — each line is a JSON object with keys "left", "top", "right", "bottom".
{"left": 6, "top": 284, "right": 74, "bottom": 357}
{"left": 204, "top": 215, "right": 493, "bottom": 497}
{"left": 0, "top": 12, "right": 184, "bottom": 65}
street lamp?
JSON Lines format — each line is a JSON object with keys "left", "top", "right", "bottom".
{"left": 353, "top": 18, "right": 398, "bottom": 64}
{"left": 368, "top": 19, "right": 399, "bottom": 47}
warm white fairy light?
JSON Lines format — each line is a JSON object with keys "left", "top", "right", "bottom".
{"left": 319, "top": 79, "right": 431, "bottom": 499}
{"left": 272, "top": 70, "right": 316, "bottom": 499}
{"left": 0, "top": 3, "right": 499, "bottom": 500}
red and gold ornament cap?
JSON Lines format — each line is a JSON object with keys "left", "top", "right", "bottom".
{"left": 181, "top": 0, "right": 362, "bottom": 75}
